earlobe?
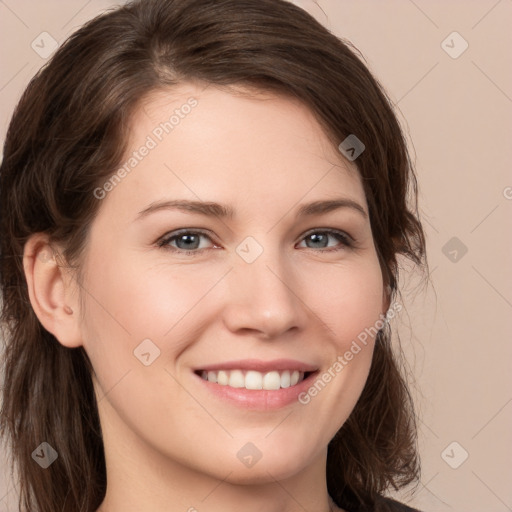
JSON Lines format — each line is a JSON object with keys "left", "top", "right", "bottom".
{"left": 23, "top": 234, "right": 83, "bottom": 348}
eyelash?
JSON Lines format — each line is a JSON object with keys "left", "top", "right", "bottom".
{"left": 156, "top": 228, "right": 355, "bottom": 257}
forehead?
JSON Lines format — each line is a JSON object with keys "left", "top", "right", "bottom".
{"left": 98, "top": 82, "right": 367, "bottom": 223}
{"left": 136, "top": 82, "right": 357, "bottom": 170}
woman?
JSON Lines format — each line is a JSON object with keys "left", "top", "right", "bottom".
{"left": 0, "top": 0, "right": 427, "bottom": 511}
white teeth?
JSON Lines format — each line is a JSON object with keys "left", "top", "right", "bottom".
{"left": 263, "top": 371, "right": 281, "bottom": 390}
{"left": 217, "top": 370, "right": 229, "bottom": 386}
{"left": 245, "top": 371, "right": 263, "bottom": 390}
{"left": 199, "top": 369, "right": 306, "bottom": 390}
{"left": 229, "top": 370, "right": 245, "bottom": 388}
{"left": 280, "top": 370, "right": 291, "bottom": 388}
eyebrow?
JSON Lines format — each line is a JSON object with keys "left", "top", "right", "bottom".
{"left": 135, "top": 198, "right": 368, "bottom": 221}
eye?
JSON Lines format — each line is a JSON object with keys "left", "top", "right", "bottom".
{"left": 157, "top": 229, "right": 216, "bottom": 255}
{"left": 297, "top": 229, "right": 353, "bottom": 251}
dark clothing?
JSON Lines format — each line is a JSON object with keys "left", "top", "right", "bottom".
{"left": 342, "top": 495, "right": 423, "bottom": 512}
{"left": 377, "top": 496, "right": 422, "bottom": 511}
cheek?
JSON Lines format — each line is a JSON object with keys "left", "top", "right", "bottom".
{"left": 82, "top": 243, "right": 204, "bottom": 333}
{"left": 77, "top": 251, "right": 221, "bottom": 386}
{"left": 305, "top": 255, "right": 385, "bottom": 345}
{"left": 297, "top": 258, "right": 385, "bottom": 430}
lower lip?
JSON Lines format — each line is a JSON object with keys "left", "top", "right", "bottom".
{"left": 193, "top": 371, "right": 319, "bottom": 411}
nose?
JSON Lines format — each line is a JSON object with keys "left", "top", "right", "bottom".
{"left": 221, "top": 245, "right": 307, "bottom": 340}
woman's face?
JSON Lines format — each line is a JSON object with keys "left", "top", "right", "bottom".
{"left": 76, "top": 83, "right": 388, "bottom": 483}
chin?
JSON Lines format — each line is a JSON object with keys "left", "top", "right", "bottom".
{"left": 203, "top": 446, "right": 314, "bottom": 485}
{"left": 222, "top": 461, "right": 307, "bottom": 486}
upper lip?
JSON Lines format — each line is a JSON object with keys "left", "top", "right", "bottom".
{"left": 195, "top": 359, "right": 319, "bottom": 373}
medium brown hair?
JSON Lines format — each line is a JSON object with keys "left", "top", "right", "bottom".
{"left": 0, "top": 1, "right": 427, "bottom": 511}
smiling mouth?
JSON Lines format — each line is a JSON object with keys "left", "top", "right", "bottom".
{"left": 194, "top": 369, "right": 315, "bottom": 391}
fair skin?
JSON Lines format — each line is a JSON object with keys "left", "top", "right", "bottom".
{"left": 24, "top": 82, "right": 389, "bottom": 512}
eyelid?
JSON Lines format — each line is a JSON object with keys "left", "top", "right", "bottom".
{"left": 156, "top": 228, "right": 219, "bottom": 249}
{"left": 299, "top": 227, "right": 355, "bottom": 244}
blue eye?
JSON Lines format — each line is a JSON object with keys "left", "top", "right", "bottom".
{"left": 157, "top": 229, "right": 215, "bottom": 254}
{"left": 157, "top": 228, "right": 353, "bottom": 256}
{"left": 298, "top": 229, "right": 353, "bottom": 251}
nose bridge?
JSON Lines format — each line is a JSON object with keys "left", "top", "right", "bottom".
{"left": 223, "top": 235, "right": 304, "bottom": 338}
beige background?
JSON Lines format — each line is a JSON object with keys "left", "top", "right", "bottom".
{"left": 1, "top": 1, "right": 511, "bottom": 511}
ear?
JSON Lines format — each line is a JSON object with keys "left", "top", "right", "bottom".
{"left": 23, "top": 233, "right": 83, "bottom": 348}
